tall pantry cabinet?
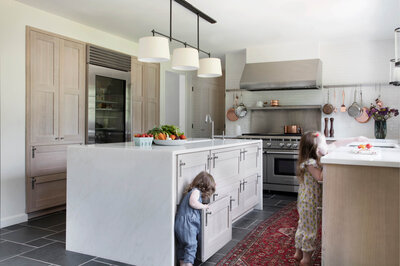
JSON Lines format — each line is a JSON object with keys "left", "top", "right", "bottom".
{"left": 26, "top": 27, "right": 85, "bottom": 213}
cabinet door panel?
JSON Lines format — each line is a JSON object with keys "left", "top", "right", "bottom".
{"left": 143, "top": 63, "right": 159, "bottom": 131}
{"left": 131, "top": 59, "right": 144, "bottom": 134}
{"left": 200, "top": 196, "right": 232, "bottom": 262}
{"left": 240, "top": 145, "right": 261, "bottom": 177}
{"left": 176, "top": 152, "right": 210, "bottom": 204}
{"left": 29, "top": 31, "right": 60, "bottom": 144}
{"left": 242, "top": 174, "right": 260, "bottom": 211}
{"left": 214, "top": 182, "right": 242, "bottom": 220}
{"left": 210, "top": 148, "right": 241, "bottom": 187}
{"left": 27, "top": 173, "right": 66, "bottom": 212}
{"left": 145, "top": 101, "right": 157, "bottom": 131}
{"left": 59, "top": 39, "right": 85, "bottom": 143}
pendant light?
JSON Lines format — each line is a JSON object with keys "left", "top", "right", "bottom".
{"left": 172, "top": 47, "right": 199, "bottom": 71}
{"left": 389, "top": 59, "right": 400, "bottom": 86}
{"left": 138, "top": 36, "right": 170, "bottom": 63}
{"left": 395, "top": 27, "right": 400, "bottom": 67}
{"left": 198, "top": 58, "right": 222, "bottom": 77}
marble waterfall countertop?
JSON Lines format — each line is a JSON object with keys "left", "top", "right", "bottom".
{"left": 321, "top": 139, "right": 400, "bottom": 168}
{"left": 80, "top": 138, "right": 261, "bottom": 154}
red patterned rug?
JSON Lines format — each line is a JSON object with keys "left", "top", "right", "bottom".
{"left": 217, "top": 202, "right": 321, "bottom": 265}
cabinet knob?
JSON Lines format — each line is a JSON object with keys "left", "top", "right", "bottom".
{"left": 60, "top": 137, "right": 64, "bottom": 140}
{"left": 55, "top": 137, "right": 59, "bottom": 140}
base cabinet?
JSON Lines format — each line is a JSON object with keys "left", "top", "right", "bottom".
{"left": 27, "top": 173, "right": 66, "bottom": 212}
{"left": 242, "top": 174, "right": 260, "bottom": 211}
{"left": 199, "top": 196, "right": 232, "bottom": 262}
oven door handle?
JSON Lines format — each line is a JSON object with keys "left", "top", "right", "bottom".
{"left": 266, "top": 151, "right": 299, "bottom": 155}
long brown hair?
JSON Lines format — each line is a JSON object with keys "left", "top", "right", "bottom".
{"left": 297, "top": 132, "right": 322, "bottom": 183}
{"left": 185, "top": 171, "right": 216, "bottom": 200}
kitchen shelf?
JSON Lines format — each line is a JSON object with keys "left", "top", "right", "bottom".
{"left": 95, "top": 108, "right": 123, "bottom": 112}
{"left": 248, "top": 105, "right": 322, "bottom": 110}
{"left": 96, "top": 100, "right": 118, "bottom": 104}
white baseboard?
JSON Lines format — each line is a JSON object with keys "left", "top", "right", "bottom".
{"left": 1, "top": 213, "right": 28, "bottom": 228}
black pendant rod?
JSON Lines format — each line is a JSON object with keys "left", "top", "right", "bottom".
{"left": 151, "top": 29, "right": 210, "bottom": 57}
{"left": 170, "top": 0, "right": 172, "bottom": 41}
{"left": 174, "top": 0, "right": 216, "bottom": 24}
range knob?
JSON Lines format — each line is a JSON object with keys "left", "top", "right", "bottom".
{"left": 266, "top": 142, "right": 272, "bottom": 147}
{"left": 286, "top": 143, "right": 292, "bottom": 148}
{"left": 292, "top": 143, "right": 298, "bottom": 148}
{"left": 279, "top": 143, "right": 285, "bottom": 148}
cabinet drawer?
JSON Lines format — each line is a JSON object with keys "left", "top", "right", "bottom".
{"left": 240, "top": 145, "right": 261, "bottom": 177}
{"left": 210, "top": 148, "right": 241, "bottom": 184}
{"left": 242, "top": 174, "right": 260, "bottom": 211}
{"left": 199, "top": 196, "right": 232, "bottom": 262}
{"left": 27, "top": 173, "right": 66, "bottom": 213}
{"left": 29, "top": 144, "right": 80, "bottom": 177}
{"left": 176, "top": 151, "right": 210, "bottom": 204}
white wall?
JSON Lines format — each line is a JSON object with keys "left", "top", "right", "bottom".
{"left": 0, "top": 0, "right": 141, "bottom": 227}
{"left": 225, "top": 40, "right": 400, "bottom": 140}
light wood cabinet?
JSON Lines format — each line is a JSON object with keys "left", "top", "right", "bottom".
{"left": 26, "top": 27, "right": 85, "bottom": 213}
{"left": 131, "top": 58, "right": 160, "bottom": 134}
{"left": 199, "top": 196, "right": 232, "bottom": 262}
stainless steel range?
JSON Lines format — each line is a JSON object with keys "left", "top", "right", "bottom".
{"left": 241, "top": 133, "right": 300, "bottom": 192}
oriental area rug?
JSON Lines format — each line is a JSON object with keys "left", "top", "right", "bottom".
{"left": 217, "top": 202, "right": 322, "bottom": 265}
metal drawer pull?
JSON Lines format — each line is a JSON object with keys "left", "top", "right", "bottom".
{"left": 205, "top": 211, "right": 212, "bottom": 226}
{"left": 213, "top": 194, "right": 219, "bottom": 201}
{"left": 55, "top": 137, "right": 59, "bottom": 140}
{"left": 179, "top": 161, "right": 186, "bottom": 177}
{"left": 60, "top": 137, "right": 64, "bottom": 140}
{"left": 230, "top": 198, "right": 235, "bottom": 211}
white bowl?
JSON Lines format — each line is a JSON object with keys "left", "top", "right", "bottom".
{"left": 154, "top": 139, "right": 187, "bottom": 146}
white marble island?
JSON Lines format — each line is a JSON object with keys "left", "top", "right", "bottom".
{"left": 320, "top": 140, "right": 400, "bottom": 266}
{"left": 66, "top": 139, "right": 263, "bottom": 266}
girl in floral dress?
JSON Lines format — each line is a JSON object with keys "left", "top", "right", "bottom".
{"left": 294, "top": 132, "right": 367, "bottom": 265}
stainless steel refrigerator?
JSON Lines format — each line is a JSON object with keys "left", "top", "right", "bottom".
{"left": 87, "top": 45, "right": 131, "bottom": 144}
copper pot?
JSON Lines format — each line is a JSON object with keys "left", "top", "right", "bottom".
{"left": 284, "top": 125, "right": 302, "bottom": 134}
{"left": 270, "top": 100, "right": 279, "bottom": 107}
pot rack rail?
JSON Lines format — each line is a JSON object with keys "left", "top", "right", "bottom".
{"left": 225, "top": 82, "right": 392, "bottom": 92}
{"left": 151, "top": 0, "right": 216, "bottom": 57}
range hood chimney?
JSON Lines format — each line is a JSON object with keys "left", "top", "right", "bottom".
{"left": 240, "top": 59, "right": 322, "bottom": 91}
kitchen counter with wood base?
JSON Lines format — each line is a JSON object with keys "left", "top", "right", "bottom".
{"left": 321, "top": 163, "right": 399, "bottom": 266}
{"left": 66, "top": 139, "right": 262, "bottom": 266}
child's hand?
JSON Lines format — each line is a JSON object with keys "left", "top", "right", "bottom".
{"left": 202, "top": 204, "right": 209, "bottom": 209}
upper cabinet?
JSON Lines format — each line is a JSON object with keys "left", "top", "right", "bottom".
{"left": 131, "top": 58, "right": 160, "bottom": 134}
{"left": 27, "top": 28, "right": 85, "bottom": 145}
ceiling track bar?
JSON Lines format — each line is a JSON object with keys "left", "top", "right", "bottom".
{"left": 152, "top": 29, "right": 211, "bottom": 57}
{"left": 174, "top": 0, "right": 217, "bottom": 24}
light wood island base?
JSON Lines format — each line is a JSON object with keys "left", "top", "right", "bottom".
{"left": 322, "top": 164, "right": 399, "bottom": 266}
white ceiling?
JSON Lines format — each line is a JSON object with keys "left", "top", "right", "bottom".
{"left": 16, "top": 0, "right": 400, "bottom": 57}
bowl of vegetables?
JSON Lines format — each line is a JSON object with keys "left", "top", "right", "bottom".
{"left": 148, "top": 125, "right": 187, "bottom": 146}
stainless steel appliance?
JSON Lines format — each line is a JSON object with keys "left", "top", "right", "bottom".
{"left": 241, "top": 133, "right": 300, "bottom": 192}
{"left": 87, "top": 45, "right": 131, "bottom": 144}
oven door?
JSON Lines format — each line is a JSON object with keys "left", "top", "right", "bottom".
{"left": 266, "top": 151, "right": 299, "bottom": 186}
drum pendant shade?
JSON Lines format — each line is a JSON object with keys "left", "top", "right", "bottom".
{"left": 198, "top": 58, "right": 222, "bottom": 78}
{"left": 172, "top": 48, "right": 199, "bottom": 71}
{"left": 138, "top": 36, "right": 170, "bottom": 63}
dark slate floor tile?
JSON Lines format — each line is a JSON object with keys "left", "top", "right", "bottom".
{"left": 2, "top": 224, "right": 25, "bottom": 232}
{"left": 205, "top": 253, "right": 224, "bottom": 263}
{"left": 47, "top": 223, "right": 65, "bottom": 232}
{"left": 263, "top": 205, "right": 283, "bottom": 213}
{"left": 25, "top": 238, "right": 54, "bottom": 248}
{"left": 0, "top": 241, "right": 34, "bottom": 261}
{"left": 271, "top": 192, "right": 297, "bottom": 200}
{"left": 22, "top": 242, "right": 94, "bottom": 266}
{"left": 232, "top": 218, "right": 255, "bottom": 229}
{"left": 247, "top": 219, "right": 263, "bottom": 230}
{"left": 0, "top": 229, "right": 10, "bottom": 235}
{"left": 82, "top": 260, "right": 110, "bottom": 265}
{"left": 243, "top": 210, "right": 275, "bottom": 220}
{"left": 200, "top": 262, "right": 216, "bottom": 266}
{"left": 22, "top": 212, "right": 66, "bottom": 229}
{"left": 0, "top": 256, "right": 50, "bottom": 266}
{"left": 216, "top": 240, "right": 239, "bottom": 255}
{"left": 276, "top": 199, "right": 294, "bottom": 207}
{"left": 262, "top": 191, "right": 275, "bottom": 199}
{"left": 44, "top": 231, "right": 65, "bottom": 243}
{"left": 0, "top": 227, "right": 54, "bottom": 244}
{"left": 232, "top": 228, "right": 250, "bottom": 241}
{"left": 91, "top": 257, "right": 133, "bottom": 266}
{"left": 263, "top": 198, "right": 282, "bottom": 207}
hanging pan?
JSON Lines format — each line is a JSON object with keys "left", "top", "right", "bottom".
{"left": 234, "top": 92, "right": 247, "bottom": 118}
{"left": 226, "top": 93, "right": 239, "bottom": 121}
{"left": 322, "top": 89, "right": 334, "bottom": 114}
{"left": 348, "top": 88, "right": 362, "bottom": 118}
{"left": 355, "top": 88, "right": 371, "bottom": 123}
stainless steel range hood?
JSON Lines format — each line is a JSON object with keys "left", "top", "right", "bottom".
{"left": 240, "top": 59, "right": 322, "bottom": 91}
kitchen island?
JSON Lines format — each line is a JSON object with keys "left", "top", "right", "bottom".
{"left": 66, "top": 139, "right": 262, "bottom": 266}
{"left": 321, "top": 141, "right": 400, "bottom": 266}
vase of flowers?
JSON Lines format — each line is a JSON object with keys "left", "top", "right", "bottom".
{"left": 367, "top": 100, "right": 398, "bottom": 139}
